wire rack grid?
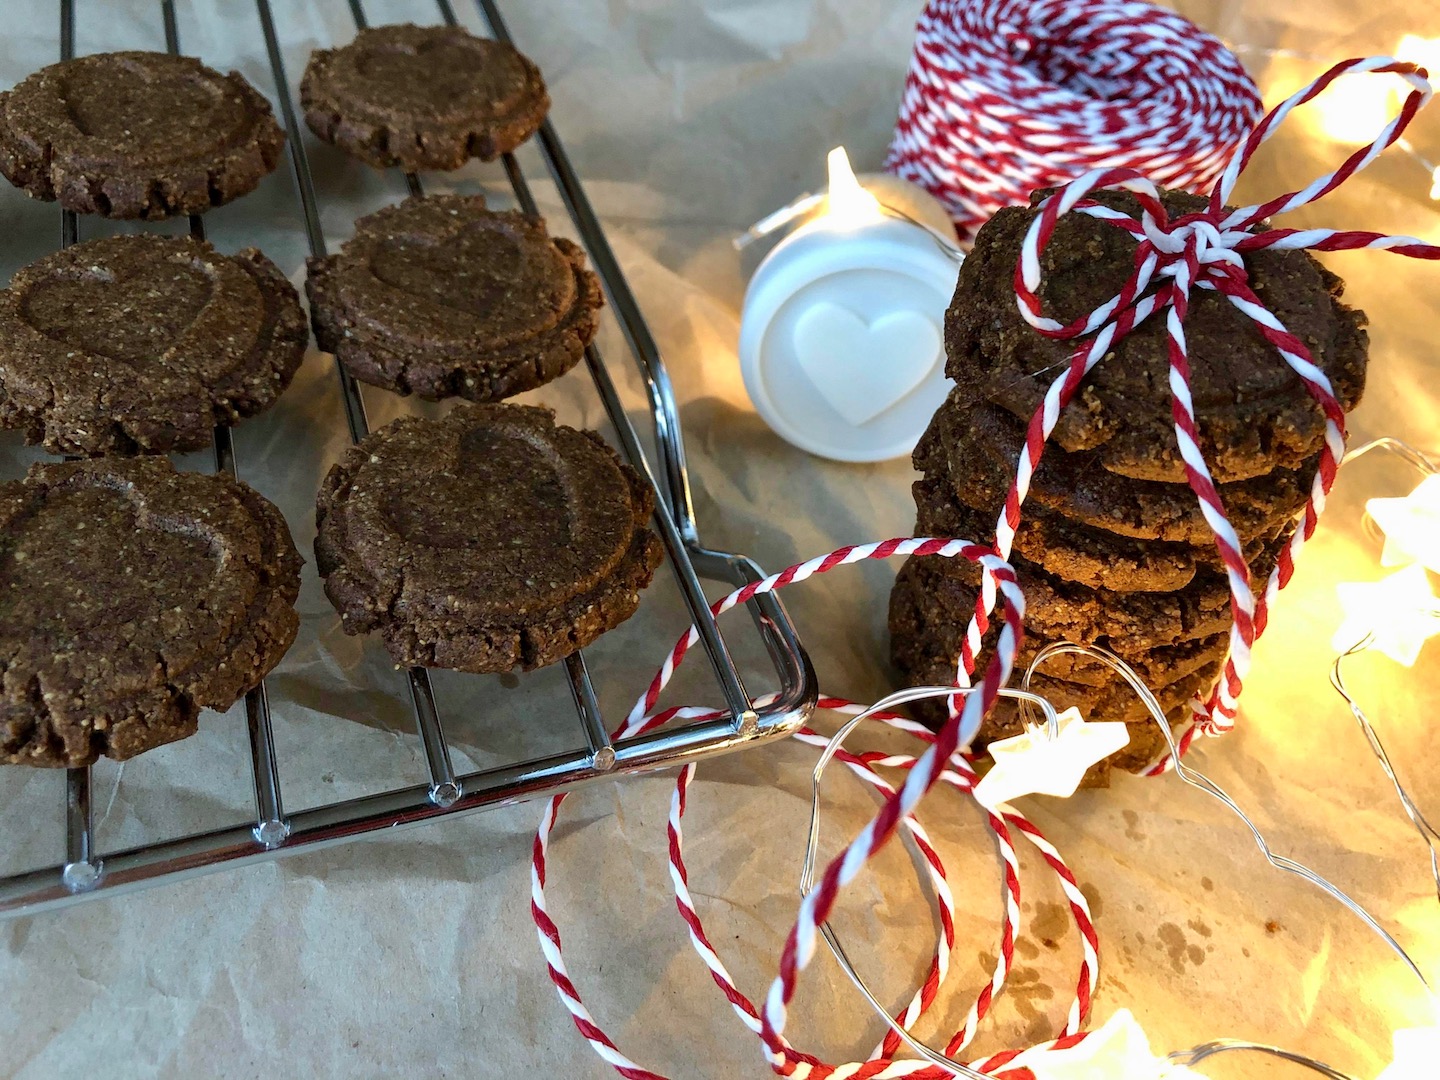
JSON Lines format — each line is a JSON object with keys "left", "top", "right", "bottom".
{"left": 0, "top": 0, "right": 818, "bottom": 918}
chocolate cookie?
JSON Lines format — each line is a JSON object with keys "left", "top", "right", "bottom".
{"left": 889, "top": 561, "right": 1217, "bottom": 781}
{"left": 945, "top": 188, "right": 1368, "bottom": 483}
{"left": 307, "top": 194, "right": 601, "bottom": 401}
{"left": 0, "top": 51, "right": 285, "bottom": 220}
{"left": 301, "top": 23, "right": 549, "bottom": 171}
{"left": 922, "top": 397, "right": 1314, "bottom": 545}
{"left": 894, "top": 643, "right": 1213, "bottom": 769}
{"left": 0, "top": 234, "right": 308, "bottom": 456}
{"left": 315, "top": 403, "right": 663, "bottom": 672}
{"left": 903, "top": 548, "right": 1250, "bottom": 648}
{"left": 888, "top": 556, "right": 1229, "bottom": 692}
{"left": 0, "top": 457, "right": 301, "bottom": 768}
{"left": 890, "top": 645, "right": 1211, "bottom": 785}
{"left": 912, "top": 475, "right": 1290, "bottom": 594}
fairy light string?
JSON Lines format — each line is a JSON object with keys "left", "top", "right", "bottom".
{"left": 530, "top": 56, "right": 1440, "bottom": 1080}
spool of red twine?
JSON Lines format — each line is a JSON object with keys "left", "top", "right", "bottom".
{"left": 886, "top": 0, "right": 1262, "bottom": 239}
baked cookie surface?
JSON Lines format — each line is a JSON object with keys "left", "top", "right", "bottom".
{"left": 0, "top": 457, "right": 301, "bottom": 768}
{"left": 315, "top": 403, "right": 663, "bottom": 673}
{"left": 307, "top": 194, "right": 601, "bottom": 401}
{"left": 0, "top": 51, "right": 285, "bottom": 219}
{"left": 0, "top": 234, "right": 307, "bottom": 456}
{"left": 300, "top": 23, "right": 548, "bottom": 171}
{"left": 923, "top": 398, "right": 1315, "bottom": 544}
{"left": 912, "top": 476, "right": 1289, "bottom": 595}
{"left": 945, "top": 188, "right": 1368, "bottom": 483}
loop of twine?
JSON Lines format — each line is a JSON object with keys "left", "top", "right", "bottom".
{"left": 886, "top": 0, "right": 1263, "bottom": 237}
{"left": 532, "top": 50, "right": 1440, "bottom": 1080}
{"left": 531, "top": 539, "right": 1078, "bottom": 1079}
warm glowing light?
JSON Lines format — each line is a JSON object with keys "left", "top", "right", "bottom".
{"left": 1004, "top": 1010, "right": 1200, "bottom": 1078}
{"left": 1312, "top": 36, "right": 1440, "bottom": 145}
{"left": 973, "top": 707, "right": 1131, "bottom": 808}
{"left": 1333, "top": 564, "right": 1440, "bottom": 666}
{"left": 1368, "top": 473, "right": 1440, "bottom": 572}
{"left": 1429, "top": 166, "right": 1440, "bottom": 201}
{"left": 822, "top": 146, "right": 884, "bottom": 227}
{"left": 1377, "top": 1024, "right": 1440, "bottom": 1080}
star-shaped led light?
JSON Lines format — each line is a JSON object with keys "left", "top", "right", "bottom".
{"left": 1368, "top": 474, "right": 1440, "bottom": 572}
{"left": 1002, "top": 1010, "right": 1200, "bottom": 1079}
{"left": 1333, "top": 564, "right": 1440, "bottom": 666}
{"left": 973, "top": 708, "right": 1130, "bottom": 809}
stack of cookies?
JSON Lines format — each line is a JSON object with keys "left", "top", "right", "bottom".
{"left": 890, "top": 188, "right": 1371, "bottom": 784}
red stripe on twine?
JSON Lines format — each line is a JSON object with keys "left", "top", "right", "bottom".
{"left": 887, "top": 0, "right": 1261, "bottom": 237}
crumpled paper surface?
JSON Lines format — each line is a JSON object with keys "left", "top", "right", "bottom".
{"left": 2, "top": 0, "right": 1439, "bottom": 1077}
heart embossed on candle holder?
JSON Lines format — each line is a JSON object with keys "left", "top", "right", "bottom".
{"left": 791, "top": 302, "right": 941, "bottom": 426}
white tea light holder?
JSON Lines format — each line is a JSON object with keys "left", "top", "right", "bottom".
{"left": 738, "top": 148, "right": 961, "bottom": 463}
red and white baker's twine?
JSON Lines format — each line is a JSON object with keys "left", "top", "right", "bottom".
{"left": 533, "top": 55, "right": 1440, "bottom": 1080}
{"left": 886, "top": 0, "right": 1262, "bottom": 238}
{"left": 532, "top": 539, "right": 1101, "bottom": 1077}
{"left": 957, "top": 56, "right": 1440, "bottom": 773}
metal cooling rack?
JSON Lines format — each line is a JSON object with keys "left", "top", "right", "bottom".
{"left": 0, "top": 0, "right": 817, "bottom": 918}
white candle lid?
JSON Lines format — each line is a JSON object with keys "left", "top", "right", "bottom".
{"left": 738, "top": 212, "right": 959, "bottom": 463}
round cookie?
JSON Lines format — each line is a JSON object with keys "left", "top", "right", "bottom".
{"left": 911, "top": 475, "right": 1290, "bottom": 595}
{"left": 306, "top": 194, "right": 601, "bottom": 401}
{"left": 315, "top": 403, "right": 663, "bottom": 673}
{"left": 894, "top": 643, "right": 1214, "bottom": 775}
{"left": 0, "top": 51, "right": 285, "bottom": 220}
{"left": 904, "top": 548, "right": 1251, "bottom": 649}
{"left": 888, "top": 556, "right": 1229, "bottom": 693}
{"left": 0, "top": 234, "right": 308, "bottom": 456}
{"left": 924, "top": 396, "right": 1315, "bottom": 545}
{"left": 300, "top": 23, "right": 549, "bottom": 171}
{"left": 944, "top": 187, "right": 1368, "bottom": 484}
{"left": 0, "top": 457, "right": 301, "bottom": 768}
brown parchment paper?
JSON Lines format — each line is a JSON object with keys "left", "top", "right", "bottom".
{"left": 1, "top": 1, "right": 1438, "bottom": 1077}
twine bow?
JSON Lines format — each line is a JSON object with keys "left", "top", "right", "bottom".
{"left": 955, "top": 56, "right": 1440, "bottom": 768}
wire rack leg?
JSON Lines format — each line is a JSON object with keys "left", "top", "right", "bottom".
{"left": 257, "top": 0, "right": 462, "bottom": 808}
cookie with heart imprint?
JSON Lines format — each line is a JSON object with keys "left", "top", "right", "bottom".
{"left": 0, "top": 456, "right": 301, "bottom": 768}
{"left": 0, "top": 51, "right": 285, "bottom": 219}
{"left": 0, "top": 234, "right": 308, "bottom": 456}
{"left": 307, "top": 194, "right": 601, "bottom": 401}
{"left": 300, "top": 23, "right": 549, "bottom": 171}
{"left": 315, "top": 403, "right": 664, "bottom": 673}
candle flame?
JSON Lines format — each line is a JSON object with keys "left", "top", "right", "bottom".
{"left": 824, "top": 147, "right": 883, "bottom": 226}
